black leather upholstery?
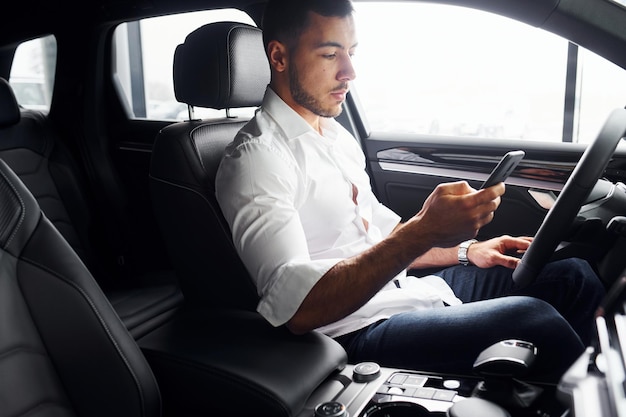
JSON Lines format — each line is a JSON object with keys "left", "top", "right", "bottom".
{"left": 150, "top": 22, "right": 269, "bottom": 310}
{"left": 0, "top": 77, "right": 20, "bottom": 127}
{"left": 0, "top": 158, "right": 161, "bottom": 417}
{"left": 150, "top": 119, "right": 257, "bottom": 309}
{"left": 0, "top": 77, "right": 183, "bottom": 338}
{"left": 145, "top": 22, "right": 348, "bottom": 417}
{"left": 173, "top": 21, "right": 269, "bottom": 109}
{"left": 140, "top": 308, "right": 347, "bottom": 417}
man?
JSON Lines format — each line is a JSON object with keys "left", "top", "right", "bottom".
{"left": 215, "top": 0, "right": 605, "bottom": 380}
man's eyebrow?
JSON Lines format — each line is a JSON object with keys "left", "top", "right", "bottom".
{"left": 315, "top": 41, "right": 359, "bottom": 49}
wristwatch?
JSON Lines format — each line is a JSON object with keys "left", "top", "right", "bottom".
{"left": 458, "top": 239, "right": 478, "bottom": 266}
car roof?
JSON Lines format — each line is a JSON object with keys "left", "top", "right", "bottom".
{"left": 3, "top": 0, "right": 626, "bottom": 70}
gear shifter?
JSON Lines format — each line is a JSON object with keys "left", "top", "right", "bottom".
{"left": 471, "top": 340, "right": 543, "bottom": 408}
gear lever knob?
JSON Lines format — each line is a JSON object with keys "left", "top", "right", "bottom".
{"left": 473, "top": 339, "right": 537, "bottom": 378}
{"left": 472, "top": 340, "right": 542, "bottom": 408}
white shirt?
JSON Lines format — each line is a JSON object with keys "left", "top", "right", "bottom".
{"left": 216, "top": 87, "right": 461, "bottom": 337}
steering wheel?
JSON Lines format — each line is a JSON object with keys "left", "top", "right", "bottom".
{"left": 512, "top": 108, "right": 626, "bottom": 288}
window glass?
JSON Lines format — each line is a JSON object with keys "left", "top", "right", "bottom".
{"left": 9, "top": 35, "right": 57, "bottom": 111}
{"left": 113, "top": 9, "right": 256, "bottom": 121}
{"left": 351, "top": 2, "right": 626, "bottom": 144}
{"left": 577, "top": 49, "right": 626, "bottom": 143}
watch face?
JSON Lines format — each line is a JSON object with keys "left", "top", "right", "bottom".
{"left": 458, "top": 240, "right": 476, "bottom": 265}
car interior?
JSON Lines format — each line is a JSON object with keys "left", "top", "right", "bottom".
{"left": 0, "top": 157, "right": 162, "bottom": 417}
{"left": 3, "top": 0, "right": 626, "bottom": 416}
{"left": 148, "top": 21, "right": 265, "bottom": 311}
{"left": 0, "top": 76, "right": 184, "bottom": 339}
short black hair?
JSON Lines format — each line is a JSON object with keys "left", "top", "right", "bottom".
{"left": 262, "top": 0, "right": 355, "bottom": 51}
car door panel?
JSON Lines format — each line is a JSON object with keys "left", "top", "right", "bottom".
{"left": 362, "top": 133, "right": 626, "bottom": 242}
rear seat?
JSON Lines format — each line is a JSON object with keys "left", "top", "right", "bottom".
{"left": 0, "top": 77, "right": 183, "bottom": 338}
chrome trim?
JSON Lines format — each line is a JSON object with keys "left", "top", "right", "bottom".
{"left": 378, "top": 161, "right": 565, "bottom": 191}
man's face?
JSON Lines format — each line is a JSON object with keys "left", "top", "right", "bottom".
{"left": 287, "top": 12, "right": 357, "bottom": 119}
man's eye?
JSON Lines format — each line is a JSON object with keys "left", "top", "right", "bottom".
{"left": 323, "top": 53, "right": 336, "bottom": 59}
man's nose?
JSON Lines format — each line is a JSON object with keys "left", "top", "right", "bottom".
{"left": 338, "top": 54, "right": 356, "bottom": 81}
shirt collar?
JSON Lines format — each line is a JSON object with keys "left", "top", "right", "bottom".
{"left": 262, "top": 86, "right": 339, "bottom": 142}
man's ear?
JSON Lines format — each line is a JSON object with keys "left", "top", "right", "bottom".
{"left": 268, "top": 40, "right": 288, "bottom": 73}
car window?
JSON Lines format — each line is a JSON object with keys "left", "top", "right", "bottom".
{"left": 351, "top": 2, "right": 626, "bottom": 144}
{"left": 576, "top": 48, "right": 626, "bottom": 142}
{"left": 113, "top": 9, "right": 257, "bottom": 121}
{"left": 9, "top": 35, "right": 57, "bottom": 112}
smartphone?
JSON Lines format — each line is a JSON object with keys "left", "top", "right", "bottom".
{"left": 480, "top": 150, "right": 525, "bottom": 189}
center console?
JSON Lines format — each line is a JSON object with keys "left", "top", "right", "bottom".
{"left": 299, "top": 340, "right": 568, "bottom": 417}
{"left": 299, "top": 363, "right": 565, "bottom": 417}
{"left": 307, "top": 272, "right": 626, "bottom": 417}
{"left": 139, "top": 270, "right": 626, "bottom": 417}
{"left": 138, "top": 308, "right": 570, "bottom": 417}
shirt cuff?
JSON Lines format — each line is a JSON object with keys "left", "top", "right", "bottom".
{"left": 257, "top": 258, "right": 341, "bottom": 326}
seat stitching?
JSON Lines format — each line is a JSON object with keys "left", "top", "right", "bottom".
{"left": 19, "top": 255, "right": 152, "bottom": 417}
{"left": 0, "top": 166, "right": 27, "bottom": 247}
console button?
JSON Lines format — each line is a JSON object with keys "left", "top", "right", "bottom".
{"left": 405, "top": 375, "right": 427, "bottom": 386}
{"left": 413, "top": 387, "right": 436, "bottom": 399}
{"left": 314, "top": 401, "right": 348, "bottom": 417}
{"left": 433, "top": 389, "right": 457, "bottom": 402}
{"left": 387, "top": 386, "right": 404, "bottom": 395}
{"left": 353, "top": 362, "right": 381, "bottom": 383}
{"left": 443, "top": 379, "right": 461, "bottom": 390}
{"left": 389, "top": 374, "right": 407, "bottom": 385}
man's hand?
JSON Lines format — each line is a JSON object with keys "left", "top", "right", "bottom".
{"left": 467, "top": 235, "right": 533, "bottom": 269}
{"left": 287, "top": 181, "right": 505, "bottom": 334}
{"left": 407, "top": 181, "right": 505, "bottom": 249}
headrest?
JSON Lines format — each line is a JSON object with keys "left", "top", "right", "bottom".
{"left": 173, "top": 21, "right": 269, "bottom": 110}
{"left": 0, "top": 78, "right": 20, "bottom": 127}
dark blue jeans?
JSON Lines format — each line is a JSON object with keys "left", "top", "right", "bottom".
{"left": 335, "top": 258, "right": 605, "bottom": 381}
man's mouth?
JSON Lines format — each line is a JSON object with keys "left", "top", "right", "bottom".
{"left": 331, "top": 89, "right": 348, "bottom": 101}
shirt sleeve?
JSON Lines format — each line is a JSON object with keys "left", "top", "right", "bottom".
{"left": 216, "top": 139, "right": 338, "bottom": 326}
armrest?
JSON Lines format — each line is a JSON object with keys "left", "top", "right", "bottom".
{"left": 138, "top": 308, "right": 347, "bottom": 417}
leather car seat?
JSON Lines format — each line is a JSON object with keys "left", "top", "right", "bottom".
{"left": 0, "top": 158, "right": 161, "bottom": 417}
{"left": 144, "top": 22, "right": 347, "bottom": 417}
{"left": 0, "top": 77, "right": 183, "bottom": 338}
{"left": 149, "top": 21, "right": 268, "bottom": 310}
